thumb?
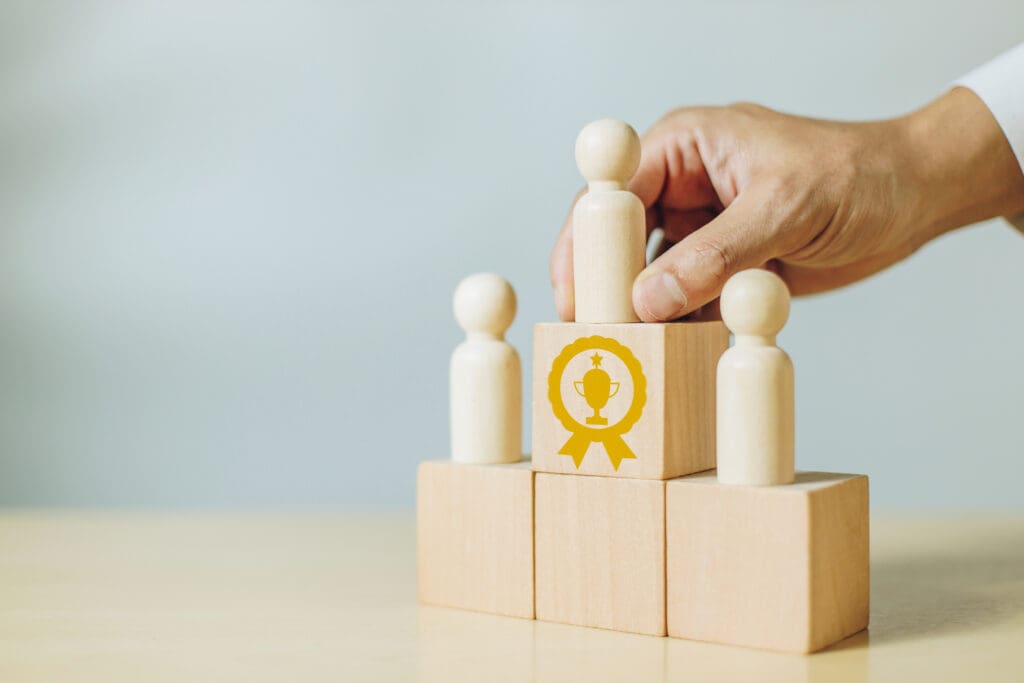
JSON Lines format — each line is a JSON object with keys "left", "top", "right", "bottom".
{"left": 632, "top": 190, "right": 779, "bottom": 321}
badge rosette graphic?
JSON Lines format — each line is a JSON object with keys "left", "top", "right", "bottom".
{"left": 547, "top": 335, "right": 647, "bottom": 470}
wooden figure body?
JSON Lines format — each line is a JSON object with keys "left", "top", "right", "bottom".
{"left": 572, "top": 119, "right": 646, "bottom": 324}
{"left": 716, "top": 269, "right": 795, "bottom": 486}
{"left": 450, "top": 273, "right": 521, "bottom": 464}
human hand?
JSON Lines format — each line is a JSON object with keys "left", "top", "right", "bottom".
{"left": 550, "top": 89, "right": 1024, "bottom": 321}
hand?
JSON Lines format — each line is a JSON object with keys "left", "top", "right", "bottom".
{"left": 550, "top": 89, "right": 1024, "bottom": 322}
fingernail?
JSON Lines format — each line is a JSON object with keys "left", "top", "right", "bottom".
{"left": 634, "top": 268, "right": 656, "bottom": 285}
{"left": 635, "top": 272, "right": 688, "bottom": 321}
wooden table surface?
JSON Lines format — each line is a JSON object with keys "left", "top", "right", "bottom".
{"left": 1, "top": 512, "right": 1022, "bottom": 682}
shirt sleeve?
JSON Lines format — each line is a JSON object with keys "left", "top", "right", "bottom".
{"left": 954, "top": 43, "right": 1024, "bottom": 233}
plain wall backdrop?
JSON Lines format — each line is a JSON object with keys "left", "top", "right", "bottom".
{"left": 1, "top": 1, "right": 1022, "bottom": 508}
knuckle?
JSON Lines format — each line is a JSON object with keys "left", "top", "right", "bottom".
{"left": 691, "top": 239, "right": 732, "bottom": 284}
{"left": 659, "top": 106, "right": 686, "bottom": 122}
{"left": 727, "top": 101, "right": 768, "bottom": 117}
{"left": 659, "top": 105, "right": 697, "bottom": 123}
{"left": 656, "top": 105, "right": 715, "bottom": 133}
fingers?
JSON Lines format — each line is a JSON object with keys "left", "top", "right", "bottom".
{"left": 632, "top": 190, "right": 777, "bottom": 321}
{"left": 646, "top": 209, "right": 716, "bottom": 267}
{"left": 662, "top": 207, "right": 716, "bottom": 243}
{"left": 555, "top": 199, "right": 718, "bottom": 323}
{"left": 550, "top": 188, "right": 585, "bottom": 321}
{"left": 629, "top": 115, "right": 719, "bottom": 212}
{"left": 634, "top": 118, "right": 719, "bottom": 240}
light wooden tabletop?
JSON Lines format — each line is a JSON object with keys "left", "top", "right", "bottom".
{"left": 1, "top": 512, "right": 1022, "bottom": 682}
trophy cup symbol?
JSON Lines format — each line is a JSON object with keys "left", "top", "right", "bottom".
{"left": 573, "top": 353, "right": 620, "bottom": 426}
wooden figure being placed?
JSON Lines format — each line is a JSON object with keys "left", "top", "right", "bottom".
{"left": 572, "top": 119, "right": 646, "bottom": 324}
{"left": 450, "top": 273, "right": 521, "bottom": 464}
{"left": 716, "top": 268, "right": 795, "bottom": 486}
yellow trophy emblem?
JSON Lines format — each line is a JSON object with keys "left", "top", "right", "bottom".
{"left": 548, "top": 336, "right": 646, "bottom": 470}
{"left": 574, "top": 353, "right": 619, "bottom": 425}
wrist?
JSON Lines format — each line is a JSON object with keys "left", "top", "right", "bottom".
{"left": 898, "top": 87, "right": 1024, "bottom": 239}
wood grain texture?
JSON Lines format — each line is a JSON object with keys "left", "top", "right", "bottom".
{"left": 450, "top": 273, "right": 522, "bottom": 464}
{"left": 717, "top": 269, "right": 795, "bottom": 485}
{"left": 4, "top": 513, "right": 1024, "bottom": 680}
{"left": 534, "top": 473, "right": 666, "bottom": 635}
{"left": 532, "top": 321, "right": 727, "bottom": 480}
{"left": 666, "top": 471, "right": 869, "bottom": 653}
{"left": 417, "top": 460, "right": 534, "bottom": 618}
{"left": 572, "top": 119, "right": 644, "bottom": 323}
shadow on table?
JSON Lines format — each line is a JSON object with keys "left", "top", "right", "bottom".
{"left": 867, "top": 518, "right": 1024, "bottom": 645}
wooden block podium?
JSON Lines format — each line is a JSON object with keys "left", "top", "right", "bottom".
{"left": 418, "top": 139, "right": 872, "bottom": 653}
{"left": 535, "top": 473, "right": 666, "bottom": 635}
{"left": 532, "top": 321, "right": 727, "bottom": 480}
{"left": 666, "top": 471, "right": 870, "bottom": 652}
{"left": 417, "top": 460, "right": 535, "bottom": 618}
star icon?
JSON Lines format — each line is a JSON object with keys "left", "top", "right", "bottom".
{"left": 590, "top": 353, "right": 603, "bottom": 367}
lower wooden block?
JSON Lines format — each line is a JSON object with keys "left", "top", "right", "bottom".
{"left": 534, "top": 473, "right": 665, "bottom": 635}
{"left": 666, "top": 471, "right": 869, "bottom": 653}
{"left": 417, "top": 460, "right": 534, "bottom": 618}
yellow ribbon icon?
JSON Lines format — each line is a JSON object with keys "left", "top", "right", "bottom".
{"left": 547, "top": 335, "right": 647, "bottom": 470}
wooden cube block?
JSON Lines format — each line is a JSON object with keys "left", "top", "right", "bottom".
{"left": 532, "top": 321, "right": 727, "bottom": 480}
{"left": 417, "top": 460, "right": 534, "bottom": 618}
{"left": 666, "top": 471, "right": 869, "bottom": 653}
{"left": 534, "top": 472, "right": 665, "bottom": 635}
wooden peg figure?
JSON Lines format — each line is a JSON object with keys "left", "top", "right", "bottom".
{"left": 572, "top": 119, "right": 646, "bottom": 323}
{"left": 716, "top": 269, "right": 795, "bottom": 486}
{"left": 450, "top": 273, "right": 522, "bottom": 464}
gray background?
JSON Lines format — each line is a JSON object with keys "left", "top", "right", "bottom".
{"left": 1, "top": 1, "right": 1022, "bottom": 509}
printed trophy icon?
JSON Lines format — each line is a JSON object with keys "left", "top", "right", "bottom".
{"left": 574, "top": 353, "right": 620, "bottom": 426}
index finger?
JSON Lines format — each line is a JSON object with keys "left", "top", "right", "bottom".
{"left": 549, "top": 188, "right": 584, "bottom": 322}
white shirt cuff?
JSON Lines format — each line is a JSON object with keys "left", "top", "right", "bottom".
{"left": 954, "top": 43, "right": 1024, "bottom": 235}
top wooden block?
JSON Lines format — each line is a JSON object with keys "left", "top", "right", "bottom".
{"left": 532, "top": 321, "right": 728, "bottom": 480}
